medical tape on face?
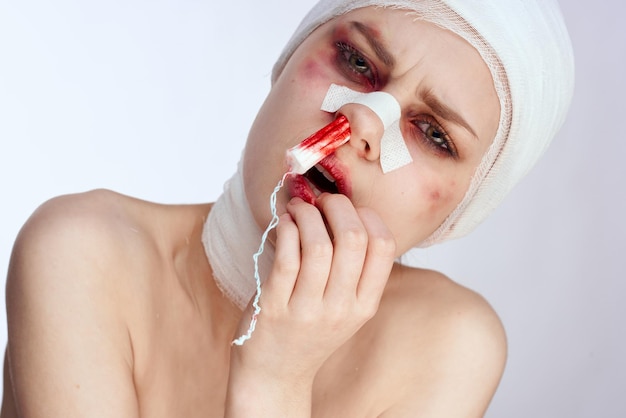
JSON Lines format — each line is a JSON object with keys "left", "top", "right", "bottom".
{"left": 322, "top": 83, "right": 413, "bottom": 173}
{"left": 287, "top": 84, "right": 412, "bottom": 174}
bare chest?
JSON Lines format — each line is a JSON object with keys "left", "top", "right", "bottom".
{"left": 311, "top": 330, "right": 396, "bottom": 417}
{"left": 123, "top": 267, "right": 400, "bottom": 417}
{"left": 128, "top": 287, "right": 233, "bottom": 417}
{"left": 127, "top": 313, "right": 389, "bottom": 417}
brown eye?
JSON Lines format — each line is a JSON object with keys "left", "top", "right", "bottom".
{"left": 335, "top": 42, "right": 376, "bottom": 88}
{"left": 415, "top": 120, "right": 456, "bottom": 157}
{"left": 424, "top": 125, "right": 448, "bottom": 149}
{"left": 349, "top": 54, "right": 369, "bottom": 73}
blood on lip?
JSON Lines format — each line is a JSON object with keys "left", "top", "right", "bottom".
{"left": 286, "top": 116, "right": 351, "bottom": 175}
{"left": 288, "top": 174, "right": 317, "bottom": 205}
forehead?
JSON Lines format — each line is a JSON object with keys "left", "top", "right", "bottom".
{"left": 332, "top": 7, "right": 500, "bottom": 145}
{"left": 333, "top": 7, "right": 489, "bottom": 77}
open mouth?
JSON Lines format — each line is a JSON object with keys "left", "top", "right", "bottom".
{"left": 287, "top": 154, "right": 350, "bottom": 205}
{"left": 304, "top": 163, "right": 339, "bottom": 195}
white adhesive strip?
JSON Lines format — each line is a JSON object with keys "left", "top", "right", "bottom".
{"left": 350, "top": 91, "right": 401, "bottom": 130}
{"left": 321, "top": 84, "right": 412, "bottom": 173}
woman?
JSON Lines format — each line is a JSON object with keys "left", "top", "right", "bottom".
{"left": 2, "top": 0, "right": 574, "bottom": 416}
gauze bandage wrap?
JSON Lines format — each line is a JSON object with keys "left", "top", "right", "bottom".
{"left": 272, "top": 0, "right": 575, "bottom": 246}
{"left": 203, "top": 163, "right": 274, "bottom": 312}
{"left": 204, "top": 163, "right": 287, "bottom": 345}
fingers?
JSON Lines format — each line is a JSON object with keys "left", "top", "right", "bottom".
{"left": 315, "top": 195, "right": 368, "bottom": 303}
{"left": 262, "top": 213, "right": 301, "bottom": 308}
{"left": 353, "top": 206, "right": 396, "bottom": 308}
{"left": 285, "top": 194, "right": 395, "bottom": 310}
{"left": 246, "top": 194, "right": 395, "bottom": 376}
{"left": 285, "top": 198, "right": 333, "bottom": 307}
{"left": 320, "top": 195, "right": 396, "bottom": 311}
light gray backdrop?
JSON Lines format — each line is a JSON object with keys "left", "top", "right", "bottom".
{"left": 0, "top": 1, "right": 624, "bottom": 416}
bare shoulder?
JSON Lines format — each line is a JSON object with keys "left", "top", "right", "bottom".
{"left": 16, "top": 188, "right": 155, "bottom": 243}
{"left": 13, "top": 189, "right": 128, "bottom": 266}
{"left": 8, "top": 189, "right": 162, "bottom": 295}
{"left": 5, "top": 187, "right": 202, "bottom": 341}
{"left": 375, "top": 264, "right": 507, "bottom": 417}
{"left": 15, "top": 188, "right": 145, "bottom": 244}
{"left": 3, "top": 189, "right": 174, "bottom": 416}
{"left": 12, "top": 187, "right": 205, "bottom": 264}
{"left": 380, "top": 264, "right": 506, "bottom": 343}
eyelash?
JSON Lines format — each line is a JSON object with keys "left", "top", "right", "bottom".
{"left": 334, "top": 41, "right": 457, "bottom": 158}
{"left": 411, "top": 117, "right": 458, "bottom": 158}
{"left": 335, "top": 41, "right": 377, "bottom": 88}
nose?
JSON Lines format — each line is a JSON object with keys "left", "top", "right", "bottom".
{"left": 337, "top": 102, "right": 385, "bottom": 162}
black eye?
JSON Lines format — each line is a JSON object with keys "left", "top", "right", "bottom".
{"left": 335, "top": 42, "right": 376, "bottom": 88}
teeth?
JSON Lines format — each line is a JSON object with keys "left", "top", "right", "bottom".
{"left": 286, "top": 116, "right": 351, "bottom": 175}
{"left": 315, "top": 164, "right": 335, "bottom": 183}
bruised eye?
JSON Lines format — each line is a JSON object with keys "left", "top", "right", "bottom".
{"left": 349, "top": 53, "right": 369, "bottom": 73}
{"left": 336, "top": 42, "right": 377, "bottom": 88}
{"left": 415, "top": 120, "right": 458, "bottom": 157}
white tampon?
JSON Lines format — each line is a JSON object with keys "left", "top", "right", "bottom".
{"left": 286, "top": 115, "right": 351, "bottom": 174}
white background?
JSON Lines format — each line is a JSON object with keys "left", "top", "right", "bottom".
{"left": 1, "top": 1, "right": 624, "bottom": 416}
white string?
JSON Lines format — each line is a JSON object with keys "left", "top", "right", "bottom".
{"left": 232, "top": 171, "right": 291, "bottom": 346}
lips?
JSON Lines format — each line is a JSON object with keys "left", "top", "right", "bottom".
{"left": 288, "top": 154, "right": 351, "bottom": 205}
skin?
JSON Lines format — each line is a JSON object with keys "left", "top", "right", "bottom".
{"left": 245, "top": 8, "right": 499, "bottom": 254}
{"left": 2, "top": 7, "right": 506, "bottom": 418}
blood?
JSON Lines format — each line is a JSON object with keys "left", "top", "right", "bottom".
{"left": 286, "top": 116, "right": 351, "bottom": 174}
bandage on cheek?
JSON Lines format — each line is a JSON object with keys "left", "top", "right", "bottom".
{"left": 286, "top": 83, "right": 413, "bottom": 174}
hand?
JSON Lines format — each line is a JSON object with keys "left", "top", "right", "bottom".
{"left": 230, "top": 193, "right": 396, "bottom": 385}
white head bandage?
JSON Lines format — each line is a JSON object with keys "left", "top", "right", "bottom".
{"left": 271, "top": 0, "right": 575, "bottom": 246}
{"left": 321, "top": 83, "right": 412, "bottom": 173}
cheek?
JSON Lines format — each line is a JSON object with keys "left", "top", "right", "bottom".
{"left": 428, "top": 188, "right": 442, "bottom": 202}
{"left": 300, "top": 56, "right": 327, "bottom": 81}
{"left": 427, "top": 179, "right": 456, "bottom": 206}
{"left": 423, "top": 176, "right": 457, "bottom": 206}
{"left": 292, "top": 48, "right": 337, "bottom": 90}
{"left": 391, "top": 176, "right": 462, "bottom": 249}
{"left": 417, "top": 177, "right": 464, "bottom": 232}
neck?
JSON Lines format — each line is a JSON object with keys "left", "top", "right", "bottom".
{"left": 202, "top": 164, "right": 276, "bottom": 311}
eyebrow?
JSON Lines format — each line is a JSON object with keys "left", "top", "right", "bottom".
{"left": 422, "top": 90, "right": 478, "bottom": 140}
{"left": 351, "top": 21, "right": 396, "bottom": 69}
{"left": 350, "top": 21, "right": 478, "bottom": 141}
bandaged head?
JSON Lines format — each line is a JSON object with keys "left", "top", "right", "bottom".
{"left": 271, "top": 0, "right": 575, "bottom": 246}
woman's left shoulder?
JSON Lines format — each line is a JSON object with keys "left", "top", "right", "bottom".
{"left": 372, "top": 264, "right": 507, "bottom": 416}
{"left": 383, "top": 264, "right": 506, "bottom": 336}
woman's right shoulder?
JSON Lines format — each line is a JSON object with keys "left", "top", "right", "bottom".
{"left": 21, "top": 188, "right": 143, "bottom": 232}
{"left": 4, "top": 189, "right": 157, "bottom": 415}
{"left": 8, "top": 189, "right": 160, "bottom": 298}
{"left": 15, "top": 188, "right": 150, "bottom": 256}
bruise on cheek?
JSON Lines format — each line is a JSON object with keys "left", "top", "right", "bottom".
{"left": 428, "top": 179, "right": 457, "bottom": 207}
{"left": 298, "top": 47, "right": 336, "bottom": 84}
{"left": 429, "top": 189, "right": 441, "bottom": 202}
